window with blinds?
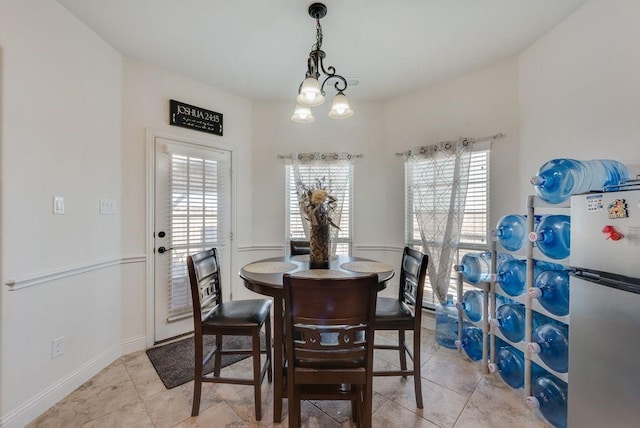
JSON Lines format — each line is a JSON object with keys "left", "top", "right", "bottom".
{"left": 167, "top": 152, "right": 228, "bottom": 316}
{"left": 405, "top": 148, "right": 490, "bottom": 308}
{"left": 285, "top": 164, "right": 353, "bottom": 255}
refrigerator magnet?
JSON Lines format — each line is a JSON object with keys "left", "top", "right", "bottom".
{"left": 607, "top": 199, "right": 628, "bottom": 219}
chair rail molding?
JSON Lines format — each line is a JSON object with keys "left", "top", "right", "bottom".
{"left": 4, "top": 255, "right": 147, "bottom": 291}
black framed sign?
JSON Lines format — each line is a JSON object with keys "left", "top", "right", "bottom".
{"left": 169, "top": 99, "right": 223, "bottom": 136}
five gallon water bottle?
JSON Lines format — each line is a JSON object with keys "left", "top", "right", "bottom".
{"left": 529, "top": 269, "right": 570, "bottom": 316}
{"left": 526, "top": 364, "right": 568, "bottom": 428}
{"left": 489, "top": 338, "right": 525, "bottom": 389}
{"left": 529, "top": 215, "right": 571, "bottom": 260}
{"left": 530, "top": 158, "right": 628, "bottom": 204}
{"left": 527, "top": 322, "right": 569, "bottom": 373}
{"left": 456, "top": 252, "right": 513, "bottom": 284}
{"left": 456, "top": 325, "right": 485, "bottom": 361}
{"left": 495, "top": 214, "right": 540, "bottom": 252}
{"left": 435, "top": 294, "right": 459, "bottom": 349}
{"left": 497, "top": 259, "right": 566, "bottom": 297}
{"left": 490, "top": 302, "right": 526, "bottom": 342}
{"left": 457, "top": 290, "right": 484, "bottom": 322}
{"left": 495, "top": 259, "right": 528, "bottom": 296}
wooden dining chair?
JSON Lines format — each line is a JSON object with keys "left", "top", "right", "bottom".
{"left": 187, "top": 248, "right": 272, "bottom": 420}
{"left": 289, "top": 240, "right": 311, "bottom": 256}
{"left": 283, "top": 273, "right": 378, "bottom": 427}
{"left": 373, "top": 247, "right": 428, "bottom": 408}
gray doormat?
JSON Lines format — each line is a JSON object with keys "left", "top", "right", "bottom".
{"left": 146, "top": 334, "right": 265, "bottom": 389}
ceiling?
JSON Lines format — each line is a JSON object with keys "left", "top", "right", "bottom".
{"left": 57, "top": 0, "right": 587, "bottom": 102}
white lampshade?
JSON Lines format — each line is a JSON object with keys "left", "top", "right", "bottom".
{"left": 296, "top": 77, "right": 325, "bottom": 107}
{"left": 328, "top": 91, "right": 354, "bottom": 119}
{"left": 290, "top": 103, "right": 315, "bottom": 123}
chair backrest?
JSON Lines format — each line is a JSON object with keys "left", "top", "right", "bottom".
{"left": 187, "top": 248, "right": 223, "bottom": 328}
{"left": 289, "top": 240, "right": 311, "bottom": 256}
{"left": 283, "top": 274, "right": 378, "bottom": 367}
{"left": 398, "top": 247, "right": 429, "bottom": 313}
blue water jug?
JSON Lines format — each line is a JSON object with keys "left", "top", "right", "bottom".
{"left": 496, "top": 259, "right": 566, "bottom": 297}
{"left": 495, "top": 214, "right": 540, "bottom": 252}
{"left": 528, "top": 322, "right": 569, "bottom": 373}
{"left": 491, "top": 302, "right": 526, "bottom": 342}
{"left": 458, "top": 325, "right": 485, "bottom": 361}
{"left": 529, "top": 270, "right": 570, "bottom": 316}
{"left": 530, "top": 215, "right": 571, "bottom": 260}
{"left": 491, "top": 338, "right": 525, "bottom": 389}
{"left": 495, "top": 259, "right": 527, "bottom": 296}
{"left": 527, "top": 365, "right": 568, "bottom": 428}
{"left": 435, "top": 294, "right": 459, "bottom": 349}
{"left": 455, "top": 251, "right": 513, "bottom": 284}
{"left": 530, "top": 158, "right": 628, "bottom": 204}
{"left": 457, "top": 290, "right": 484, "bottom": 322}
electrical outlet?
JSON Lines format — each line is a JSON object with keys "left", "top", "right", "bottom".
{"left": 52, "top": 337, "right": 64, "bottom": 359}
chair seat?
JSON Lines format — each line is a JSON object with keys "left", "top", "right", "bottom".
{"left": 375, "top": 297, "right": 413, "bottom": 325}
{"left": 203, "top": 299, "right": 272, "bottom": 328}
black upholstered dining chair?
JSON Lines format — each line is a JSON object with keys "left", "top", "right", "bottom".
{"left": 283, "top": 273, "right": 379, "bottom": 427}
{"left": 289, "top": 240, "right": 311, "bottom": 256}
{"left": 373, "top": 247, "right": 428, "bottom": 408}
{"left": 187, "top": 248, "right": 272, "bottom": 420}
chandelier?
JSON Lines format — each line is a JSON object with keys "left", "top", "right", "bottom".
{"left": 291, "top": 3, "right": 354, "bottom": 123}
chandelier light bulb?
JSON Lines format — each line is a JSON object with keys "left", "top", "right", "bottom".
{"left": 296, "top": 77, "right": 325, "bottom": 107}
{"left": 291, "top": 103, "right": 315, "bottom": 123}
{"left": 328, "top": 91, "right": 353, "bottom": 119}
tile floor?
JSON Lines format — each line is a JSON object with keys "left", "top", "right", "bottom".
{"left": 28, "top": 317, "right": 549, "bottom": 427}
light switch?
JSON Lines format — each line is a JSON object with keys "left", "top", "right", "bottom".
{"left": 99, "top": 198, "right": 117, "bottom": 215}
{"left": 53, "top": 196, "right": 64, "bottom": 215}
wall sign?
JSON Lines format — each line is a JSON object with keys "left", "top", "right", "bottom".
{"left": 169, "top": 99, "right": 223, "bottom": 136}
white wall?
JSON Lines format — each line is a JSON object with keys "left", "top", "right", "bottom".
{"left": 121, "top": 59, "right": 254, "bottom": 342}
{"left": 518, "top": 0, "right": 640, "bottom": 203}
{"left": 247, "top": 101, "right": 405, "bottom": 299}
{"left": 384, "top": 58, "right": 521, "bottom": 228}
{"left": 0, "top": 1, "right": 123, "bottom": 426}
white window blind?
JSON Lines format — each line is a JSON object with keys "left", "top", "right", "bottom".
{"left": 406, "top": 148, "right": 490, "bottom": 308}
{"left": 167, "top": 152, "right": 228, "bottom": 316}
{"left": 285, "top": 163, "right": 353, "bottom": 255}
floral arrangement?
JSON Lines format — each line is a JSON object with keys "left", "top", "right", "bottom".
{"left": 297, "top": 177, "right": 340, "bottom": 229}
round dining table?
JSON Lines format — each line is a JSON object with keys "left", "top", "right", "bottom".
{"left": 239, "top": 254, "right": 395, "bottom": 423}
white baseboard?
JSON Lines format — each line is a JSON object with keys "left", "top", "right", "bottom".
{"left": 1, "top": 345, "right": 121, "bottom": 428}
{"left": 121, "top": 335, "right": 147, "bottom": 355}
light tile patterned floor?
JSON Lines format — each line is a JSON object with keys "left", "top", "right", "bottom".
{"left": 28, "top": 319, "right": 550, "bottom": 427}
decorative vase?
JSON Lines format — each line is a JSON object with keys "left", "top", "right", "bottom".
{"left": 309, "top": 224, "right": 330, "bottom": 269}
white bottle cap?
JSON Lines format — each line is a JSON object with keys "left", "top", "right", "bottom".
{"left": 490, "top": 273, "right": 497, "bottom": 282}
{"left": 527, "top": 342, "right": 541, "bottom": 354}
{"left": 528, "top": 231, "right": 538, "bottom": 242}
{"left": 489, "top": 318, "right": 499, "bottom": 328}
{"left": 528, "top": 288, "right": 542, "bottom": 298}
{"left": 530, "top": 176, "right": 542, "bottom": 186}
{"left": 526, "top": 396, "right": 540, "bottom": 409}
{"left": 454, "top": 339, "right": 462, "bottom": 350}
{"left": 488, "top": 362, "right": 498, "bottom": 373}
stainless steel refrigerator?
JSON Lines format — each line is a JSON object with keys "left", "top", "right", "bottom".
{"left": 568, "top": 189, "right": 640, "bottom": 427}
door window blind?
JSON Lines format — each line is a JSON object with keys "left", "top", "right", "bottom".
{"left": 167, "top": 152, "right": 228, "bottom": 315}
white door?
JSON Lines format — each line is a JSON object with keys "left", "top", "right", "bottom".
{"left": 154, "top": 137, "right": 231, "bottom": 343}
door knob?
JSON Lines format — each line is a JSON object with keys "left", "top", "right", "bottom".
{"left": 157, "top": 246, "right": 173, "bottom": 254}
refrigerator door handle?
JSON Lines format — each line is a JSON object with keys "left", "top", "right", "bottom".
{"left": 571, "top": 267, "right": 640, "bottom": 295}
